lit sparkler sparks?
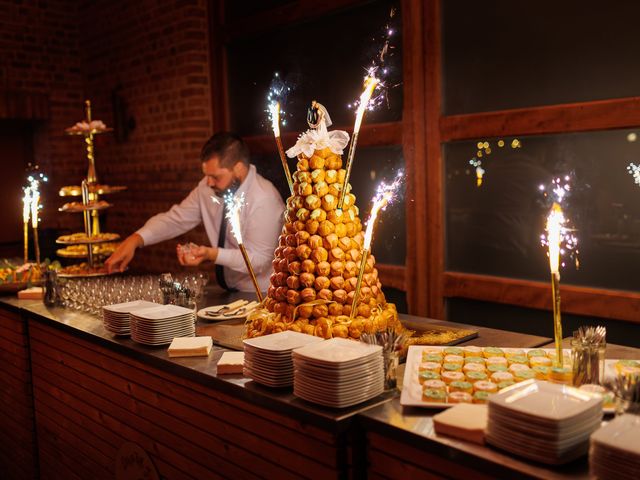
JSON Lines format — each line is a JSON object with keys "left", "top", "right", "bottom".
{"left": 224, "top": 192, "right": 245, "bottom": 245}
{"left": 267, "top": 72, "right": 294, "bottom": 194}
{"left": 222, "top": 193, "right": 263, "bottom": 302}
{"left": 338, "top": 73, "right": 380, "bottom": 210}
{"left": 22, "top": 186, "right": 32, "bottom": 264}
{"left": 627, "top": 163, "right": 640, "bottom": 186}
{"left": 23, "top": 170, "right": 47, "bottom": 266}
{"left": 539, "top": 177, "right": 579, "bottom": 270}
{"left": 350, "top": 171, "right": 404, "bottom": 319}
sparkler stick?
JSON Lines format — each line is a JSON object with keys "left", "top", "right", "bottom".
{"left": 30, "top": 188, "right": 41, "bottom": 267}
{"left": 350, "top": 173, "right": 403, "bottom": 319}
{"left": 22, "top": 187, "right": 31, "bottom": 264}
{"left": 338, "top": 75, "right": 379, "bottom": 210}
{"left": 224, "top": 193, "right": 264, "bottom": 302}
{"left": 547, "top": 202, "right": 564, "bottom": 368}
{"left": 269, "top": 101, "right": 293, "bottom": 195}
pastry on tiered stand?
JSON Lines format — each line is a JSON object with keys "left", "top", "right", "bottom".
{"left": 246, "top": 104, "right": 401, "bottom": 340}
{"left": 56, "top": 100, "right": 126, "bottom": 276}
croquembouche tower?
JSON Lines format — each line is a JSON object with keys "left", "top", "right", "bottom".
{"left": 245, "top": 102, "right": 401, "bottom": 340}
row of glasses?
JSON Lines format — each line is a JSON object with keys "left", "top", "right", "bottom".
{"left": 59, "top": 275, "right": 164, "bottom": 316}
{"left": 59, "top": 273, "right": 209, "bottom": 317}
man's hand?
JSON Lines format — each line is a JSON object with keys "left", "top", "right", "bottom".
{"left": 176, "top": 244, "right": 217, "bottom": 266}
{"left": 105, "top": 233, "right": 144, "bottom": 273}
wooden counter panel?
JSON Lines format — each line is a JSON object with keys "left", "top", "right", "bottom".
{"left": 30, "top": 321, "right": 350, "bottom": 480}
{"left": 0, "top": 307, "right": 37, "bottom": 480}
{"left": 368, "top": 432, "right": 494, "bottom": 480}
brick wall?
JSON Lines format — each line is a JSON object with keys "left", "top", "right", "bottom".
{"left": 1, "top": 0, "right": 215, "bottom": 273}
{"left": 0, "top": 0, "right": 86, "bottom": 235}
{"left": 80, "top": 0, "right": 214, "bottom": 273}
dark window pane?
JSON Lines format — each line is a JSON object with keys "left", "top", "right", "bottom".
{"left": 447, "top": 298, "right": 640, "bottom": 349}
{"left": 443, "top": 0, "right": 640, "bottom": 114}
{"left": 445, "top": 129, "right": 640, "bottom": 292}
{"left": 226, "top": 0, "right": 402, "bottom": 136}
{"left": 349, "top": 145, "right": 406, "bottom": 266}
{"left": 224, "top": 0, "right": 295, "bottom": 23}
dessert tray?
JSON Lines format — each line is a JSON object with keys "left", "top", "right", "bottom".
{"left": 59, "top": 200, "right": 113, "bottom": 212}
{"left": 56, "top": 242, "right": 119, "bottom": 258}
{"left": 400, "top": 345, "right": 626, "bottom": 411}
{"left": 57, "top": 262, "right": 110, "bottom": 278}
{"left": 59, "top": 184, "right": 127, "bottom": 197}
{"left": 56, "top": 232, "right": 121, "bottom": 245}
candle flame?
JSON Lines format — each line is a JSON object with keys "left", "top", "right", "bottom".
{"left": 546, "top": 203, "right": 564, "bottom": 274}
{"left": 353, "top": 75, "right": 380, "bottom": 134}
{"left": 269, "top": 101, "right": 280, "bottom": 137}
{"left": 363, "top": 171, "right": 403, "bottom": 249}
{"left": 224, "top": 192, "right": 245, "bottom": 245}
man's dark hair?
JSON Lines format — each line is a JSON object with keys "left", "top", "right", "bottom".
{"left": 200, "top": 131, "right": 249, "bottom": 168}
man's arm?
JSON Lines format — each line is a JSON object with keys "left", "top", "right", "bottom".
{"left": 105, "top": 184, "right": 207, "bottom": 272}
{"left": 105, "top": 233, "right": 144, "bottom": 273}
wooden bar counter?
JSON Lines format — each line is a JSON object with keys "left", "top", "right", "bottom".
{"left": 0, "top": 290, "right": 562, "bottom": 480}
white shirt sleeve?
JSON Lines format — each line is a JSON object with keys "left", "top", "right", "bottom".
{"left": 136, "top": 185, "right": 205, "bottom": 246}
{"left": 215, "top": 196, "right": 283, "bottom": 276}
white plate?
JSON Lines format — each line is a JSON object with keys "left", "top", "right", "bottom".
{"left": 291, "top": 338, "right": 382, "bottom": 366}
{"left": 243, "top": 330, "right": 324, "bottom": 352}
{"left": 131, "top": 304, "right": 195, "bottom": 320}
{"left": 103, "top": 300, "right": 160, "bottom": 314}
{"left": 489, "top": 380, "right": 602, "bottom": 422}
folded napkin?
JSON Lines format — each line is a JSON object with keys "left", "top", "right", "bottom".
{"left": 18, "top": 287, "right": 43, "bottom": 300}
{"left": 433, "top": 404, "right": 488, "bottom": 445}
{"left": 217, "top": 351, "right": 245, "bottom": 374}
{"left": 168, "top": 336, "right": 212, "bottom": 358}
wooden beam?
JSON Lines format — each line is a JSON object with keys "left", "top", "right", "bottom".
{"left": 440, "top": 97, "right": 640, "bottom": 141}
{"left": 376, "top": 264, "right": 406, "bottom": 291}
{"left": 424, "top": 0, "right": 444, "bottom": 319}
{"left": 401, "top": 0, "right": 429, "bottom": 317}
{"left": 443, "top": 271, "right": 640, "bottom": 324}
{"left": 244, "top": 121, "right": 402, "bottom": 155}
{"left": 223, "top": 0, "right": 370, "bottom": 42}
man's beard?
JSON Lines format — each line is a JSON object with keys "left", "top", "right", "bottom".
{"left": 213, "top": 178, "right": 241, "bottom": 197}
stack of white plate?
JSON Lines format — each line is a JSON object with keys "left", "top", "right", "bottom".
{"left": 590, "top": 413, "right": 640, "bottom": 479}
{"left": 292, "top": 338, "right": 384, "bottom": 408}
{"left": 242, "top": 331, "right": 323, "bottom": 387}
{"left": 102, "top": 300, "right": 160, "bottom": 336}
{"left": 130, "top": 304, "right": 196, "bottom": 346}
{"left": 486, "top": 380, "right": 603, "bottom": 465}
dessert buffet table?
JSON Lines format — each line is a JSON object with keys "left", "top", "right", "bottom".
{"left": 11, "top": 290, "right": 627, "bottom": 480}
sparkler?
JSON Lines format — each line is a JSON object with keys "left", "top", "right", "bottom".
{"left": 269, "top": 100, "right": 293, "bottom": 195}
{"left": 540, "top": 176, "right": 578, "bottom": 368}
{"left": 338, "top": 74, "right": 380, "bottom": 210}
{"left": 23, "top": 169, "right": 47, "bottom": 267}
{"left": 628, "top": 163, "right": 640, "bottom": 186}
{"left": 22, "top": 186, "right": 32, "bottom": 264}
{"left": 223, "top": 193, "right": 264, "bottom": 302}
{"left": 547, "top": 202, "right": 564, "bottom": 367}
{"left": 267, "top": 73, "right": 294, "bottom": 195}
{"left": 350, "top": 172, "right": 403, "bottom": 319}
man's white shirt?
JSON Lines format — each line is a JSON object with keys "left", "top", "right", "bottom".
{"left": 136, "top": 165, "right": 284, "bottom": 292}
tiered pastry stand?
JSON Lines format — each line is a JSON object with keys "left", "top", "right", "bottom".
{"left": 56, "top": 100, "right": 126, "bottom": 277}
